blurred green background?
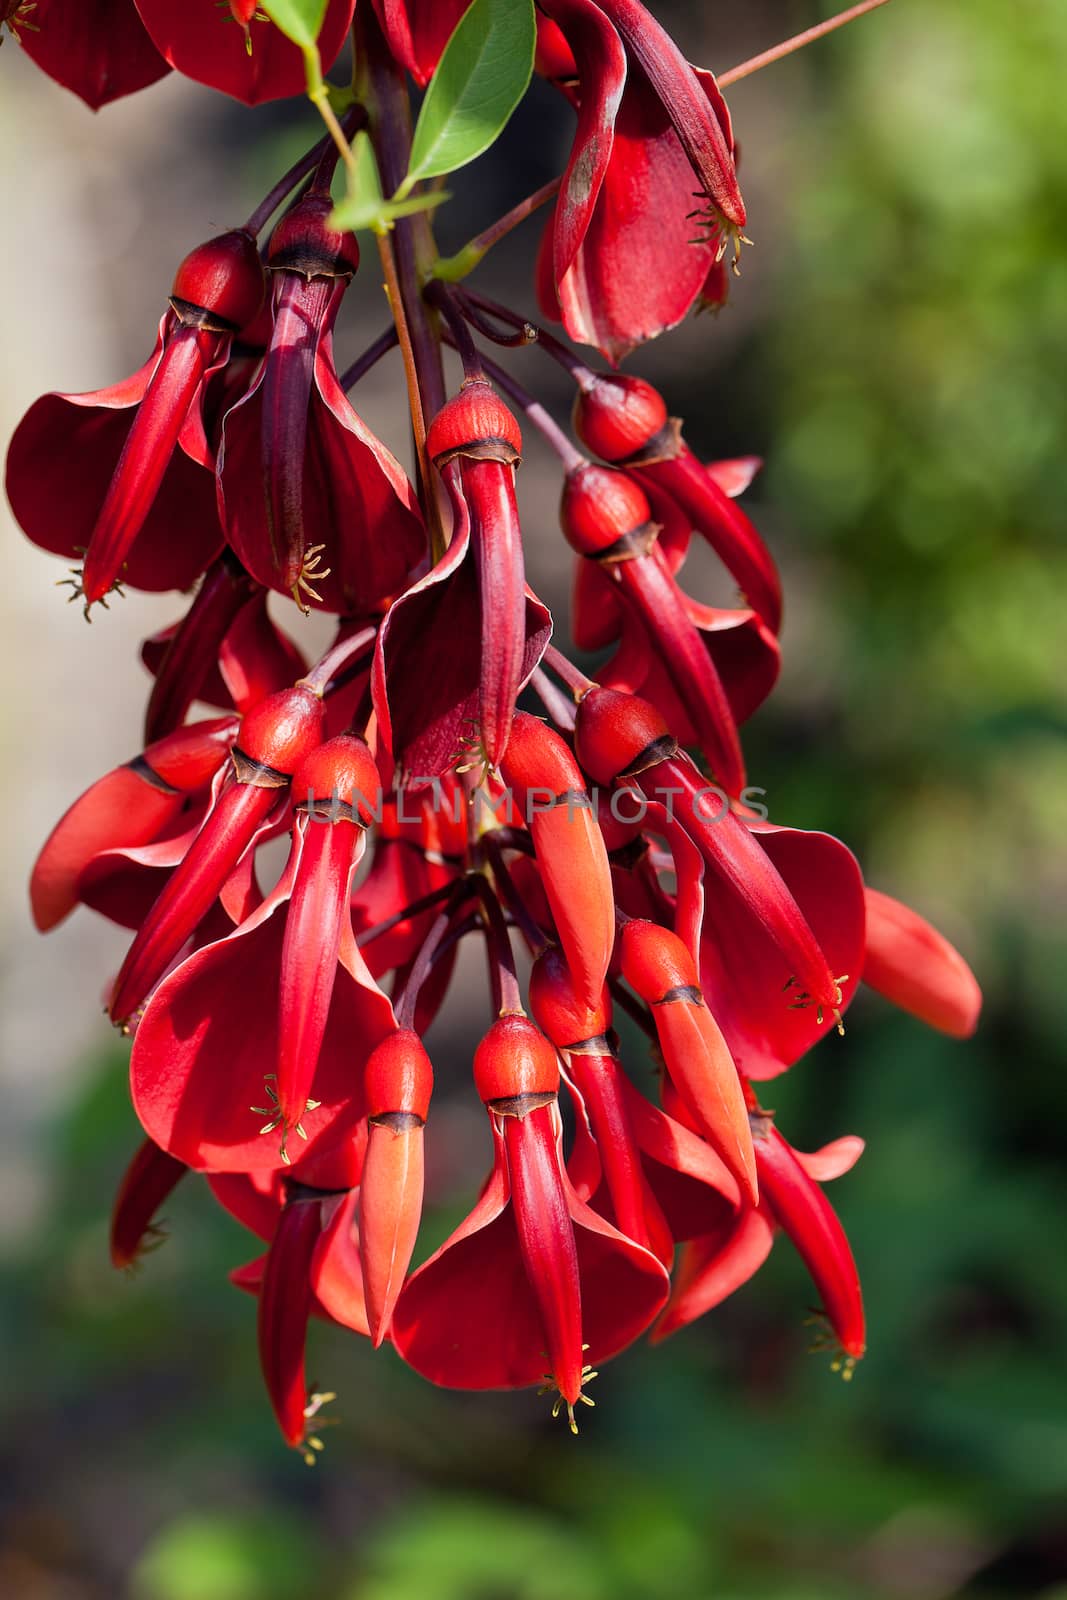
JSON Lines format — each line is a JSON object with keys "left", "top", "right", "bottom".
{"left": 1, "top": 1, "right": 1065, "bottom": 1596}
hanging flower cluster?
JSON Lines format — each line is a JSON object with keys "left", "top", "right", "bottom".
{"left": 5, "top": 0, "right": 980, "bottom": 1459}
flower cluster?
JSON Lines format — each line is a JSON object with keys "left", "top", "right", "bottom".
{"left": 6, "top": 0, "right": 979, "bottom": 1459}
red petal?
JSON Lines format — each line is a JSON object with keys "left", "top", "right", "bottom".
{"left": 257, "top": 1195, "right": 323, "bottom": 1446}
{"left": 538, "top": 0, "right": 627, "bottom": 283}
{"left": 134, "top": 0, "right": 355, "bottom": 104}
{"left": 652, "top": 1208, "right": 775, "bottom": 1342}
{"left": 863, "top": 887, "right": 982, "bottom": 1038}
{"left": 754, "top": 1125, "right": 866, "bottom": 1362}
{"left": 130, "top": 883, "right": 394, "bottom": 1171}
{"left": 312, "top": 1189, "right": 370, "bottom": 1336}
{"left": 109, "top": 1137, "right": 187, "bottom": 1269}
{"left": 16, "top": 0, "right": 169, "bottom": 109}
{"left": 5, "top": 322, "right": 223, "bottom": 593}
{"left": 32, "top": 766, "right": 184, "bottom": 933}
{"left": 371, "top": 0, "right": 472, "bottom": 87}
{"left": 698, "top": 823, "right": 866, "bottom": 1080}
{"left": 276, "top": 818, "right": 366, "bottom": 1133}
{"left": 553, "top": 76, "right": 719, "bottom": 363}
{"left": 219, "top": 329, "right": 425, "bottom": 613}
{"left": 391, "top": 1121, "right": 667, "bottom": 1390}
{"left": 638, "top": 447, "right": 782, "bottom": 634}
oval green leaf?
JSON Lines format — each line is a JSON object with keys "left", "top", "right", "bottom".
{"left": 259, "top": 0, "right": 328, "bottom": 51}
{"left": 400, "top": 0, "right": 536, "bottom": 195}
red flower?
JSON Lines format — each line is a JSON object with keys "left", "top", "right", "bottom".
{"left": 6, "top": 230, "right": 264, "bottom": 611}
{"left": 31, "top": 717, "right": 236, "bottom": 932}
{"left": 109, "top": 683, "right": 326, "bottom": 1024}
{"left": 863, "top": 887, "right": 982, "bottom": 1038}
{"left": 133, "top": 0, "right": 356, "bottom": 105}
{"left": 374, "top": 385, "right": 552, "bottom": 782}
{"left": 218, "top": 194, "right": 425, "bottom": 612}
{"left": 370, "top": 0, "right": 470, "bottom": 86}
{"left": 573, "top": 372, "right": 782, "bottom": 633}
{"left": 535, "top": 0, "right": 745, "bottom": 362}
{"left": 7, "top": 0, "right": 169, "bottom": 109}
{"left": 655, "top": 1108, "right": 866, "bottom": 1375}
{"left": 391, "top": 1015, "right": 668, "bottom": 1428}
{"left": 128, "top": 736, "right": 396, "bottom": 1170}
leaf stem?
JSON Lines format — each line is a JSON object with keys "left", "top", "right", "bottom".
{"left": 717, "top": 0, "right": 892, "bottom": 88}
{"left": 433, "top": 176, "right": 562, "bottom": 282}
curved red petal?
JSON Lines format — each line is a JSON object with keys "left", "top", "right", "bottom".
{"left": 17, "top": 0, "right": 169, "bottom": 109}
{"left": 134, "top": 0, "right": 355, "bottom": 105}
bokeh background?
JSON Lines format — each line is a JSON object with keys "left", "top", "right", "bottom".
{"left": 1, "top": 1, "right": 1065, "bottom": 1595}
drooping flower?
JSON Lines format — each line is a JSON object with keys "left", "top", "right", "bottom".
{"left": 218, "top": 193, "right": 426, "bottom": 612}
{"left": 572, "top": 371, "right": 782, "bottom": 633}
{"left": 391, "top": 1014, "right": 669, "bottom": 1429}
{"left": 535, "top": 0, "right": 745, "bottom": 362}
{"left": 109, "top": 682, "right": 326, "bottom": 1024}
{"left": 6, "top": 229, "right": 264, "bottom": 611}
{"left": 373, "top": 383, "right": 552, "bottom": 782}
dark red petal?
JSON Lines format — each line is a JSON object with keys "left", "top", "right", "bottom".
{"left": 141, "top": 557, "right": 257, "bottom": 742}
{"left": 6, "top": 323, "right": 223, "bottom": 594}
{"left": 651, "top": 1208, "right": 775, "bottom": 1342}
{"left": 109, "top": 1137, "right": 187, "bottom": 1269}
{"left": 312, "top": 1189, "right": 370, "bottom": 1336}
{"left": 373, "top": 498, "right": 551, "bottom": 785}
{"left": 863, "top": 887, "right": 982, "bottom": 1038}
{"left": 134, "top": 0, "right": 356, "bottom": 105}
{"left": 130, "top": 888, "right": 394, "bottom": 1171}
{"left": 16, "top": 0, "right": 169, "bottom": 109}
{"left": 699, "top": 823, "right": 866, "bottom": 1080}
{"left": 32, "top": 766, "right": 184, "bottom": 933}
{"left": 637, "top": 446, "right": 782, "bottom": 634}
{"left": 371, "top": 0, "right": 472, "bottom": 86}
{"left": 219, "top": 330, "right": 425, "bottom": 613}
{"left": 553, "top": 77, "right": 719, "bottom": 363}
{"left": 537, "top": 0, "right": 627, "bottom": 283}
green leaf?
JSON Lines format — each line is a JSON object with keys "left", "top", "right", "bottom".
{"left": 398, "top": 0, "right": 535, "bottom": 196}
{"left": 258, "top": 0, "right": 328, "bottom": 50}
{"left": 331, "top": 131, "right": 451, "bottom": 235}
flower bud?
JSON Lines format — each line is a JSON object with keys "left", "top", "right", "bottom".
{"left": 473, "top": 1014, "right": 559, "bottom": 1111}
{"left": 236, "top": 684, "right": 325, "bottom": 778}
{"left": 291, "top": 735, "right": 381, "bottom": 827}
{"left": 426, "top": 380, "right": 522, "bottom": 467}
{"left": 365, "top": 1028, "right": 434, "bottom": 1124}
{"left": 560, "top": 463, "right": 656, "bottom": 559}
{"left": 268, "top": 193, "right": 360, "bottom": 280}
{"left": 572, "top": 374, "right": 668, "bottom": 463}
{"left": 170, "top": 228, "right": 265, "bottom": 332}
{"left": 528, "top": 946, "right": 610, "bottom": 1050}
{"left": 574, "top": 686, "right": 676, "bottom": 786}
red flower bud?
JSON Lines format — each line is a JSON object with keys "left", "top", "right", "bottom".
{"left": 170, "top": 228, "right": 265, "bottom": 333}
{"left": 426, "top": 380, "right": 523, "bottom": 467}
{"left": 361, "top": 1028, "right": 434, "bottom": 1345}
{"left": 528, "top": 946, "right": 610, "bottom": 1049}
{"left": 291, "top": 734, "right": 382, "bottom": 826}
{"left": 267, "top": 194, "right": 361, "bottom": 280}
{"left": 619, "top": 918, "right": 757, "bottom": 1206}
{"left": 473, "top": 1014, "right": 560, "bottom": 1110}
{"left": 573, "top": 684, "right": 675, "bottom": 786}
{"left": 572, "top": 374, "right": 667, "bottom": 463}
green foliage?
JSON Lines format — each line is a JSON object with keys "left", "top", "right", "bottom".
{"left": 331, "top": 130, "right": 450, "bottom": 235}
{"left": 398, "top": 0, "right": 536, "bottom": 196}
{"left": 258, "top": 0, "right": 329, "bottom": 51}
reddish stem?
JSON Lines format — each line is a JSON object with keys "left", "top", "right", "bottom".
{"left": 717, "top": 0, "right": 892, "bottom": 88}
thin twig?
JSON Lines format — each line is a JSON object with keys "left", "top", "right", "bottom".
{"left": 717, "top": 0, "right": 892, "bottom": 88}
